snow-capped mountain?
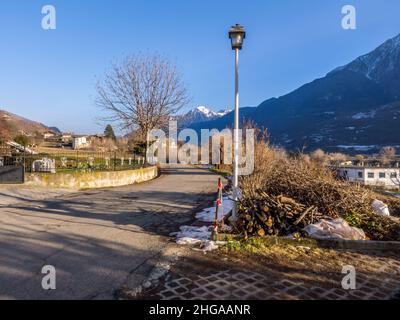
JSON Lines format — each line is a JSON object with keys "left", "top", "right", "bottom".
{"left": 329, "top": 33, "right": 400, "bottom": 98}
{"left": 177, "top": 106, "right": 231, "bottom": 127}
{"left": 189, "top": 33, "right": 400, "bottom": 154}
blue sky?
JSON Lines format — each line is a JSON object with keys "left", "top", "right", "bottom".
{"left": 1, "top": 0, "right": 400, "bottom": 134}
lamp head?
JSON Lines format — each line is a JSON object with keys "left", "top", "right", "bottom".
{"left": 228, "top": 24, "right": 246, "bottom": 50}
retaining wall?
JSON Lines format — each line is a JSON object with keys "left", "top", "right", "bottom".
{"left": 24, "top": 166, "right": 158, "bottom": 189}
{"left": 0, "top": 166, "right": 24, "bottom": 184}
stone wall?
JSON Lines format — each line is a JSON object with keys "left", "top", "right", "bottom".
{"left": 25, "top": 166, "right": 158, "bottom": 189}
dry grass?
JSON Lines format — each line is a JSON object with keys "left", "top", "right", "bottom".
{"left": 241, "top": 141, "right": 371, "bottom": 217}
{"left": 239, "top": 140, "right": 400, "bottom": 241}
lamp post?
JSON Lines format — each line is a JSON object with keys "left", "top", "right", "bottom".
{"left": 228, "top": 24, "right": 246, "bottom": 220}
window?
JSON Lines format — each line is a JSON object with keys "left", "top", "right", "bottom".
{"left": 368, "top": 172, "right": 375, "bottom": 179}
{"left": 357, "top": 172, "right": 363, "bottom": 179}
{"left": 390, "top": 172, "right": 398, "bottom": 179}
{"left": 379, "top": 172, "right": 386, "bottom": 179}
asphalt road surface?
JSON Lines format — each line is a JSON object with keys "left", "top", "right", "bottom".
{"left": 0, "top": 165, "right": 220, "bottom": 299}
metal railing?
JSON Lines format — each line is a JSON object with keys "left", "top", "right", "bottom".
{"left": 0, "top": 150, "right": 147, "bottom": 173}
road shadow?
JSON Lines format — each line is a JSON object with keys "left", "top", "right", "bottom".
{"left": 0, "top": 223, "right": 161, "bottom": 300}
{"left": 4, "top": 189, "right": 216, "bottom": 236}
{"left": 0, "top": 165, "right": 223, "bottom": 299}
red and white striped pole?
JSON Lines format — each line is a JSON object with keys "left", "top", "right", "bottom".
{"left": 211, "top": 178, "right": 223, "bottom": 241}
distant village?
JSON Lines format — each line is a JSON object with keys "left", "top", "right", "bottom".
{"left": 41, "top": 130, "right": 102, "bottom": 150}
{"left": 2, "top": 124, "right": 134, "bottom": 155}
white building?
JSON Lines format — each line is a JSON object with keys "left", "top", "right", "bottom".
{"left": 72, "top": 135, "right": 90, "bottom": 150}
{"left": 43, "top": 131, "right": 56, "bottom": 140}
{"left": 61, "top": 133, "right": 73, "bottom": 143}
{"left": 338, "top": 165, "right": 400, "bottom": 189}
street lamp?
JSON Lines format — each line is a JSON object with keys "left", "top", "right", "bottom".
{"left": 228, "top": 24, "right": 246, "bottom": 221}
{"left": 229, "top": 24, "right": 246, "bottom": 50}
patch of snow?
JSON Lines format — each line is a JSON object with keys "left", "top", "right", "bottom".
{"left": 220, "top": 224, "right": 233, "bottom": 232}
{"left": 192, "top": 240, "right": 227, "bottom": 252}
{"left": 195, "top": 106, "right": 231, "bottom": 118}
{"left": 171, "top": 189, "right": 234, "bottom": 252}
{"left": 352, "top": 111, "right": 376, "bottom": 120}
{"left": 171, "top": 226, "right": 211, "bottom": 245}
{"left": 195, "top": 196, "right": 235, "bottom": 222}
{"left": 147, "top": 261, "right": 171, "bottom": 283}
{"left": 199, "top": 240, "right": 219, "bottom": 252}
{"left": 216, "top": 109, "right": 231, "bottom": 117}
{"left": 337, "top": 145, "right": 377, "bottom": 151}
{"left": 196, "top": 106, "right": 215, "bottom": 118}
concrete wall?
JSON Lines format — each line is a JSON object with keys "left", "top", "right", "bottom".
{"left": 363, "top": 167, "right": 400, "bottom": 188}
{"left": 25, "top": 166, "right": 158, "bottom": 189}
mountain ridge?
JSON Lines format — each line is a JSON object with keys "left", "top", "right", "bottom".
{"left": 176, "top": 106, "right": 231, "bottom": 127}
{"left": 188, "top": 33, "right": 400, "bottom": 154}
{"left": 0, "top": 109, "right": 59, "bottom": 141}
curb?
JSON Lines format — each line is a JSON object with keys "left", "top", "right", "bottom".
{"left": 115, "top": 243, "right": 187, "bottom": 300}
{"left": 316, "top": 239, "right": 400, "bottom": 251}
{"left": 217, "top": 234, "right": 400, "bottom": 252}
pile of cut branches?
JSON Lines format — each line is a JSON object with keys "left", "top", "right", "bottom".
{"left": 236, "top": 140, "right": 400, "bottom": 241}
{"left": 237, "top": 191, "right": 328, "bottom": 237}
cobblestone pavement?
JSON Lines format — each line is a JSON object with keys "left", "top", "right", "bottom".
{"left": 142, "top": 246, "right": 400, "bottom": 300}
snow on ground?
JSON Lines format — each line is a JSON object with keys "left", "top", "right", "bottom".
{"left": 337, "top": 145, "right": 377, "bottom": 151}
{"left": 352, "top": 111, "right": 376, "bottom": 120}
{"left": 195, "top": 196, "right": 234, "bottom": 222}
{"left": 171, "top": 195, "right": 234, "bottom": 251}
{"left": 171, "top": 226, "right": 211, "bottom": 245}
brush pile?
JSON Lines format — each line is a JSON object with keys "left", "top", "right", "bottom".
{"left": 237, "top": 190, "right": 328, "bottom": 237}
{"left": 235, "top": 138, "right": 400, "bottom": 241}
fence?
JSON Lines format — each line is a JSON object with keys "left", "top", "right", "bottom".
{"left": 0, "top": 150, "right": 147, "bottom": 174}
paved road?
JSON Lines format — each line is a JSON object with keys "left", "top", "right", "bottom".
{"left": 0, "top": 165, "right": 220, "bottom": 299}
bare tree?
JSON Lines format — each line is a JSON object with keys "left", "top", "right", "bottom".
{"left": 354, "top": 154, "right": 365, "bottom": 166}
{"left": 380, "top": 146, "right": 396, "bottom": 157}
{"left": 96, "top": 54, "right": 189, "bottom": 142}
{"left": 329, "top": 152, "right": 347, "bottom": 162}
{"left": 328, "top": 152, "right": 347, "bottom": 169}
{"left": 310, "top": 148, "right": 326, "bottom": 165}
{"left": 390, "top": 174, "right": 400, "bottom": 191}
{"left": 379, "top": 146, "right": 396, "bottom": 165}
